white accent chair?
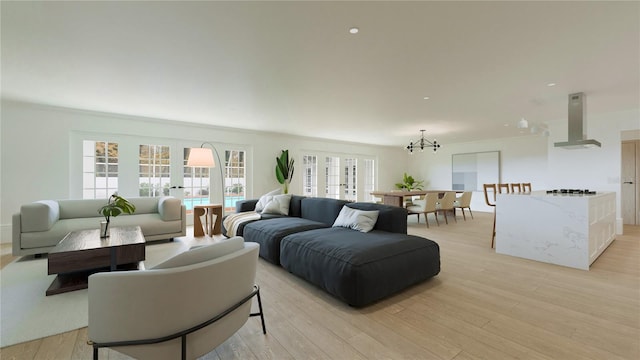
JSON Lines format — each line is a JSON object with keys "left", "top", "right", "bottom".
{"left": 406, "top": 193, "right": 439, "bottom": 228}
{"left": 88, "top": 238, "right": 264, "bottom": 360}
{"left": 453, "top": 191, "right": 474, "bottom": 220}
{"left": 435, "top": 192, "right": 457, "bottom": 224}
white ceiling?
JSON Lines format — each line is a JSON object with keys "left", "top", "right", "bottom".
{"left": 2, "top": 1, "right": 639, "bottom": 147}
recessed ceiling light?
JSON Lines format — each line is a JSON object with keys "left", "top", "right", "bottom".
{"left": 423, "top": 97, "right": 430, "bottom": 100}
{"left": 349, "top": 27, "right": 359, "bottom": 34}
{"left": 504, "top": 123, "right": 509, "bottom": 127}
{"left": 547, "top": 83, "right": 556, "bottom": 87}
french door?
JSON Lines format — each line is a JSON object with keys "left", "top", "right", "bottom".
{"left": 325, "top": 156, "right": 357, "bottom": 201}
{"left": 300, "top": 151, "right": 375, "bottom": 202}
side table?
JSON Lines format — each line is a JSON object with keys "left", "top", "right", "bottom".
{"left": 194, "top": 204, "right": 223, "bottom": 236}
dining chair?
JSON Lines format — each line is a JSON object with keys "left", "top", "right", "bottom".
{"left": 453, "top": 191, "right": 473, "bottom": 220}
{"left": 406, "top": 193, "right": 439, "bottom": 228}
{"left": 435, "top": 191, "right": 457, "bottom": 224}
{"left": 510, "top": 183, "right": 522, "bottom": 193}
{"left": 522, "top": 182, "right": 532, "bottom": 193}
{"left": 497, "top": 183, "right": 510, "bottom": 194}
{"left": 483, "top": 184, "right": 497, "bottom": 248}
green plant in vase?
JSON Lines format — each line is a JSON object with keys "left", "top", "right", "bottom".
{"left": 98, "top": 193, "right": 136, "bottom": 237}
{"left": 275, "top": 149, "right": 295, "bottom": 194}
{"left": 395, "top": 172, "right": 424, "bottom": 191}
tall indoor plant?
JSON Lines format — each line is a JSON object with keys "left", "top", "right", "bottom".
{"left": 98, "top": 193, "right": 136, "bottom": 237}
{"left": 275, "top": 149, "right": 295, "bottom": 194}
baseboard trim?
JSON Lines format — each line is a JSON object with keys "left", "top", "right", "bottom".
{"left": 1, "top": 224, "right": 12, "bottom": 244}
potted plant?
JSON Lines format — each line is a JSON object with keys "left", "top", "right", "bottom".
{"left": 98, "top": 193, "right": 136, "bottom": 238}
{"left": 275, "top": 149, "right": 295, "bottom": 194}
{"left": 395, "top": 172, "right": 424, "bottom": 191}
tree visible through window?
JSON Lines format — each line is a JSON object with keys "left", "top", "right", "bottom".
{"left": 83, "top": 140, "right": 118, "bottom": 199}
{"left": 139, "top": 144, "right": 170, "bottom": 197}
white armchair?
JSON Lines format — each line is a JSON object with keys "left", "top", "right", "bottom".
{"left": 88, "top": 238, "right": 264, "bottom": 360}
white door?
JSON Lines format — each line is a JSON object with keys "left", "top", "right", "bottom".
{"left": 325, "top": 156, "right": 357, "bottom": 201}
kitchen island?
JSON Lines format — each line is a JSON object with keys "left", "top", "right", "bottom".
{"left": 495, "top": 191, "right": 616, "bottom": 270}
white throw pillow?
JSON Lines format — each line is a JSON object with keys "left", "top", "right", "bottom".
{"left": 332, "top": 206, "right": 379, "bottom": 233}
{"left": 255, "top": 188, "right": 282, "bottom": 213}
{"left": 261, "top": 194, "right": 292, "bottom": 215}
{"left": 151, "top": 236, "right": 244, "bottom": 269}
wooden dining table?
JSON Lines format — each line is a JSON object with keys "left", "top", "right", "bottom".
{"left": 371, "top": 190, "right": 462, "bottom": 207}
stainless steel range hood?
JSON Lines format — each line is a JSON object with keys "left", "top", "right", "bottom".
{"left": 554, "top": 92, "right": 601, "bottom": 149}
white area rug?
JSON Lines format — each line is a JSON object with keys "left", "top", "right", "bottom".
{"left": 0, "top": 241, "right": 188, "bottom": 347}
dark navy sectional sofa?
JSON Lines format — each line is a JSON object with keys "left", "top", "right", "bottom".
{"left": 225, "top": 196, "right": 440, "bottom": 307}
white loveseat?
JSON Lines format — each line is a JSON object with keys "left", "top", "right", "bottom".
{"left": 12, "top": 196, "right": 186, "bottom": 256}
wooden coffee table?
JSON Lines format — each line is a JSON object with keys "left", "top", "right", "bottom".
{"left": 46, "top": 225, "right": 146, "bottom": 296}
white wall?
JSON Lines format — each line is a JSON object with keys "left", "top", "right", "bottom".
{"left": 410, "top": 108, "right": 640, "bottom": 234}
{"left": 408, "top": 135, "right": 549, "bottom": 213}
{"left": 547, "top": 109, "right": 640, "bottom": 232}
{"left": 0, "top": 100, "right": 407, "bottom": 242}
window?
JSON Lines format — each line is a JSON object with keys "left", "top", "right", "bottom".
{"left": 139, "top": 144, "right": 170, "bottom": 197}
{"left": 343, "top": 158, "right": 357, "bottom": 201}
{"left": 325, "top": 156, "right": 340, "bottom": 199}
{"left": 183, "top": 148, "right": 210, "bottom": 211}
{"left": 225, "top": 150, "right": 246, "bottom": 212}
{"left": 83, "top": 140, "right": 118, "bottom": 199}
{"left": 302, "top": 155, "right": 318, "bottom": 197}
{"left": 363, "top": 159, "right": 375, "bottom": 202}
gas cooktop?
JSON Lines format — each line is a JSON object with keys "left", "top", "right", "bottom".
{"left": 546, "top": 189, "right": 597, "bottom": 195}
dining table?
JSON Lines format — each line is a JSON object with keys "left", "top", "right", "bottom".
{"left": 370, "top": 190, "right": 463, "bottom": 208}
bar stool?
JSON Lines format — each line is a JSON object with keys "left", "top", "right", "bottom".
{"left": 483, "top": 184, "right": 497, "bottom": 248}
{"left": 498, "top": 183, "right": 510, "bottom": 194}
{"left": 522, "top": 183, "right": 532, "bottom": 193}
{"left": 510, "top": 183, "right": 522, "bottom": 193}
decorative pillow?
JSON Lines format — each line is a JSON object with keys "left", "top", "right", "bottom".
{"left": 151, "top": 236, "right": 244, "bottom": 269}
{"left": 261, "top": 194, "right": 292, "bottom": 215}
{"left": 332, "top": 205, "right": 379, "bottom": 233}
{"left": 255, "top": 188, "right": 282, "bottom": 213}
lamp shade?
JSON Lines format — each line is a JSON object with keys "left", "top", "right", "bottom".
{"left": 187, "top": 148, "right": 216, "bottom": 167}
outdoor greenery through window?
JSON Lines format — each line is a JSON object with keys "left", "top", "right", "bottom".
{"left": 183, "top": 148, "right": 210, "bottom": 212}
{"left": 139, "top": 144, "right": 170, "bottom": 197}
{"left": 225, "top": 150, "right": 246, "bottom": 212}
{"left": 83, "top": 141, "right": 119, "bottom": 199}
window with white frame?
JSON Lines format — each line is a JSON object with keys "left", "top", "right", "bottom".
{"left": 139, "top": 144, "right": 170, "bottom": 197}
{"left": 325, "top": 156, "right": 340, "bottom": 199}
{"left": 83, "top": 140, "right": 119, "bottom": 199}
{"left": 183, "top": 148, "right": 210, "bottom": 211}
{"left": 302, "top": 155, "right": 318, "bottom": 197}
{"left": 225, "top": 149, "right": 246, "bottom": 212}
{"left": 343, "top": 158, "right": 357, "bottom": 201}
{"left": 363, "top": 159, "right": 376, "bottom": 202}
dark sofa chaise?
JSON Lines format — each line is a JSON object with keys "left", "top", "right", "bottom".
{"left": 226, "top": 196, "right": 440, "bottom": 307}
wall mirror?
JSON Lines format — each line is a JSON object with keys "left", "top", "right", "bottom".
{"left": 452, "top": 151, "right": 500, "bottom": 191}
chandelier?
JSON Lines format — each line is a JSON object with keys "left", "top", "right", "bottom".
{"left": 406, "top": 129, "right": 441, "bottom": 154}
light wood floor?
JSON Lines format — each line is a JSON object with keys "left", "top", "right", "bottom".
{"left": 2, "top": 212, "right": 639, "bottom": 359}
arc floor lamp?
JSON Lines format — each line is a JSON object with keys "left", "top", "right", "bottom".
{"left": 186, "top": 142, "right": 225, "bottom": 214}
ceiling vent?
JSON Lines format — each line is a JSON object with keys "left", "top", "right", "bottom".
{"left": 554, "top": 92, "right": 601, "bottom": 149}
